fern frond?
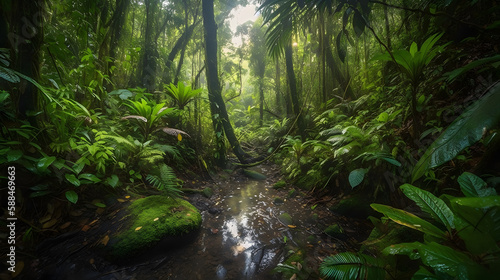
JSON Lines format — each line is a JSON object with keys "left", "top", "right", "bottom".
{"left": 146, "top": 164, "right": 183, "bottom": 198}
{"left": 320, "top": 252, "right": 386, "bottom": 280}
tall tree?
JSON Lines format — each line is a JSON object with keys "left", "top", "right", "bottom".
{"left": 249, "top": 19, "right": 267, "bottom": 127}
{"left": 202, "top": 0, "right": 252, "bottom": 165}
{"left": 140, "top": 0, "right": 159, "bottom": 92}
{"left": 9, "top": 0, "right": 45, "bottom": 121}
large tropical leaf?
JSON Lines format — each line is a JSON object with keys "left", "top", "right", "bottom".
{"left": 371, "top": 204, "right": 446, "bottom": 238}
{"left": 450, "top": 196, "right": 500, "bottom": 242}
{"left": 400, "top": 184, "right": 455, "bottom": 231}
{"left": 383, "top": 242, "right": 480, "bottom": 278}
{"left": 412, "top": 82, "right": 500, "bottom": 182}
{"left": 319, "top": 252, "right": 385, "bottom": 280}
{"left": 457, "top": 172, "right": 497, "bottom": 197}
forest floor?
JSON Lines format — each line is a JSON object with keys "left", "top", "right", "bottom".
{"left": 11, "top": 162, "right": 371, "bottom": 280}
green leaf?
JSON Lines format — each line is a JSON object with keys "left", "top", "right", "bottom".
{"left": 412, "top": 266, "right": 440, "bottom": 280}
{"left": 352, "top": 11, "right": 365, "bottom": 37}
{"left": 412, "top": 83, "right": 500, "bottom": 182}
{"left": 7, "top": 150, "right": 23, "bottom": 162}
{"left": 319, "top": 252, "right": 386, "bottom": 280}
{"left": 377, "top": 112, "right": 389, "bottom": 122}
{"left": 349, "top": 168, "right": 368, "bottom": 188}
{"left": 384, "top": 242, "right": 479, "bottom": 278}
{"left": 371, "top": 204, "right": 446, "bottom": 238}
{"left": 65, "top": 174, "right": 81, "bottom": 187}
{"left": 381, "top": 157, "right": 402, "bottom": 167}
{"left": 30, "top": 190, "right": 54, "bottom": 198}
{"left": 94, "top": 202, "right": 106, "bottom": 208}
{"left": 450, "top": 196, "right": 500, "bottom": 241}
{"left": 106, "top": 175, "right": 119, "bottom": 188}
{"left": 37, "top": 156, "right": 56, "bottom": 172}
{"left": 65, "top": 190, "right": 78, "bottom": 204}
{"left": 457, "top": 172, "right": 496, "bottom": 197}
{"left": 400, "top": 184, "right": 455, "bottom": 230}
{"left": 78, "top": 173, "right": 101, "bottom": 183}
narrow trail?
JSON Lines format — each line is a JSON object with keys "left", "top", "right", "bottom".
{"left": 28, "top": 164, "right": 369, "bottom": 280}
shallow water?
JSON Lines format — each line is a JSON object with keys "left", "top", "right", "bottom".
{"left": 143, "top": 169, "right": 293, "bottom": 279}
{"left": 30, "top": 166, "right": 365, "bottom": 280}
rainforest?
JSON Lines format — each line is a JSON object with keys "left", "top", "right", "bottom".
{"left": 1, "top": 0, "right": 500, "bottom": 279}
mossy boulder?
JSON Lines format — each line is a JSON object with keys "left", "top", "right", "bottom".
{"left": 104, "top": 195, "right": 202, "bottom": 261}
{"left": 202, "top": 187, "right": 213, "bottom": 198}
{"left": 272, "top": 180, "right": 287, "bottom": 189}
{"left": 324, "top": 224, "right": 344, "bottom": 237}
{"left": 273, "top": 197, "right": 284, "bottom": 205}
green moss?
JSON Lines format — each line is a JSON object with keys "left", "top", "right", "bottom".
{"left": 108, "top": 195, "right": 201, "bottom": 259}
{"left": 278, "top": 212, "right": 293, "bottom": 226}
{"left": 324, "top": 224, "right": 344, "bottom": 237}
{"left": 202, "top": 187, "right": 213, "bottom": 198}
{"left": 272, "top": 180, "right": 286, "bottom": 189}
{"left": 273, "top": 197, "right": 284, "bottom": 204}
{"left": 288, "top": 189, "right": 297, "bottom": 198}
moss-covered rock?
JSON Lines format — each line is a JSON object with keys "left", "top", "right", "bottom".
{"left": 272, "top": 180, "right": 287, "bottom": 189}
{"left": 202, "top": 187, "right": 213, "bottom": 198}
{"left": 105, "top": 195, "right": 202, "bottom": 261}
{"left": 288, "top": 189, "right": 297, "bottom": 198}
{"left": 273, "top": 197, "right": 284, "bottom": 205}
{"left": 324, "top": 224, "right": 344, "bottom": 237}
{"left": 278, "top": 212, "right": 293, "bottom": 226}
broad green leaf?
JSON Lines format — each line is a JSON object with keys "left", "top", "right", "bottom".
{"left": 457, "top": 172, "right": 496, "bottom": 197}
{"left": 371, "top": 204, "right": 446, "bottom": 238}
{"left": 65, "top": 190, "right": 78, "bottom": 204}
{"left": 381, "top": 157, "right": 402, "bottom": 167}
{"left": 445, "top": 54, "right": 500, "bottom": 83}
{"left": 400, "top": 184, "right": 455, "bottom": 230}
{"left": 349, "top": 168, "right": 368, "bottom": 188}
{"left": 377, "top": 112, "right": 389, "bottom": 122}
{"left": 352, "top": 11, "right": 365, "bottom": 37}
{"left": 106, "top": 175, "right": 119, "bottom": 188}
{"left": 384, "top": 242, "right": 477, "bottom": 278}
{"left": 37, "top": 156, "right": 56, "bottom": 172}
{"left": 412, "top": 266, "right": 440, "bottom": 280}
{"left": 450, "top": 196, "right": 500, "bottom": 241}
{"left": 65, "top": 174, "right": 81, "bottom": 187}
{"left": 7, "top": 150, "right": 23, "bottom": 162}
{"left": 412, "top": 83, "right": 500, "bottom": 182}
{"left": 30, "top": 190, "right": 54, "bottom": 198}
{"left": 78, "top": 173, "right": 101, "bottom": 183}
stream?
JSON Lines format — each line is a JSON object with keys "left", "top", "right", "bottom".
{"left": 28, "top": 165, "right": 368, "bottom": 280}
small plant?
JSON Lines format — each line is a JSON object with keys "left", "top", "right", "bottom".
{"left": 164, "top": 81, "right": 202, "bottom": 110}
{"left": 122, "top": 98, "right": 188, "bottom": 141}
{"left": 146, "top": 163, "right": 183, "bottom": 198}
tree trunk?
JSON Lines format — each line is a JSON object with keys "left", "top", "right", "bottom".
{"left": 284, "top": 30, "right": 306, "bottom": 141}
{"left": 11, "top": 0, "right": 44, "bottom": 123}
{"left": 202, "top": 0, "right": 252, "bottom": 165}
{"left": 275, "top": 59, "right": 281, "bottom": 115}
{"left": 140, "top": 0, "right": 158, "bottom": 92}
{"left": 259, "top": 77, "right": 264, "bottom": 127}
{"left": 165, "top": 22, "right": 199, "bottom": 84}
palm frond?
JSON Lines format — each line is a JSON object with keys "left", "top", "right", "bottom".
{"left": 320, "top": 252, "right": 386, "bottom": 280}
